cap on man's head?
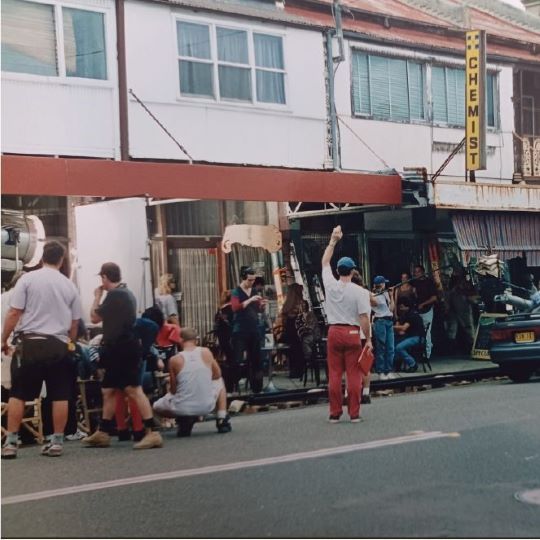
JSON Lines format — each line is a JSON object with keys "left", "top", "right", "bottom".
{"left": 336, "top": 257, "right": 357, "bottom": 269}
{"left": 98, "top": 262, "right": 121, "bottom": 283}
{"left": 180, "top": 327, "right": 198, "bottom": 342}
{"left": 373, "top": 275, "right": 389, "bottom": 285}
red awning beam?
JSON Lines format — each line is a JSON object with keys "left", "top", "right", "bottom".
{"left": 1, "top": 155, "right": 402, "bottom": 205}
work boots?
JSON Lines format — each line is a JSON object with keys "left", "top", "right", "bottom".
{"left": 133, "top": 429, "right": 163, "bottom": 450}
{"left": 82, "top": 430, "right": 111, "bottom": 448}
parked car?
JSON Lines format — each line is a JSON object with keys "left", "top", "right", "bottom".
{"left": 489, "top": 292, "right": 540, "bottom": 382}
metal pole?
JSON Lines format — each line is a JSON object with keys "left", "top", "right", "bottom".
{"left": 325, "top": 31, "right": 339, "bottom": 170}
{"left": 115, "top": 0, "right": 129, "bottom": 161}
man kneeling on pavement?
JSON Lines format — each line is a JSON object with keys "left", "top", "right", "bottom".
{"left": 393, "top": 298, "right": 424, "bottom": 372}
{"left": 153, "top": 327, "right": 232, "bottom": 437}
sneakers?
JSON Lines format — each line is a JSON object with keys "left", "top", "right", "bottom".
{"left": 361, "top": 394, "right": 371, "bottom": 405}
{"left": 387, "top": 372, "right": 397, "bottom": 379}
{"left": 1, "top": 443, "right": 17, "bottom": 460}
{"left": 404, "top": 364, "right": 418, "bottom": 373}
{"left": 82, "top": 430, "right": 111, "bottom": 448}
{"left": 350, "top": 416, "right": 362, "bottom": 423}
{"left": 328, "top": 415, "right": 341, "bottom": 424}
{"left": 41, "top": 442, "right": 63, "bottom": 457}
{"left": 65, "top": 429, "right": 87, "bottom": 441}
{"left": 133, "top": 430, "right": 163, "bottom": 450}
{"left": 216, "top": 416, "right": 232, "bottom": 434}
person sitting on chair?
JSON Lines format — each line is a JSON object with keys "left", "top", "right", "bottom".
{"left": 152, "top": 327, "right": 232, "bottom": 437}
{"left": 142, "top": 306, "right": 181, "bottom": 372}
{"left": 393, "top": 299, "right": 424, "bottom": 373}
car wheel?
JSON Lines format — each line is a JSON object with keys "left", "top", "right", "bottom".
{"left": 506, "top": 367, "right": 533, "bottom": 383}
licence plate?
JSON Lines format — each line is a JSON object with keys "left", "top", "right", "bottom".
{"left": 514, "top": 331, "right": 535, "bottom": 344}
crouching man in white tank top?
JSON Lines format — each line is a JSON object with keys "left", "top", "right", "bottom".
{"left": 153, "top": 327, "right": 232, "bottom": 437}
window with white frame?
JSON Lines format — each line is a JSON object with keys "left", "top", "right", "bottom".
{"left": 1, "top": 0, "right": 107, "bottom": 80}
{"left": 352, "top": 52, "right": 425, "bottom": 121}
{"left": 177, "top": 20, "right": 286, "bottom": 105}
{"left": 351, "top": 50, "right": 498, "bottom": 128}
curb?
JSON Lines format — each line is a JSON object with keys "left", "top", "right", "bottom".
{"left": 230, "top": 367, "right": 502, "bottom": 410}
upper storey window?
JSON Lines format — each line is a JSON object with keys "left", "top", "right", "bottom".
{"left": 351, "top": 50, "right": 498, "bottom": 128}
{"left": 1, "top": 0, "right": 107, "bottom": 80}
{"left": 177, "top": 20, "right": 286, "bottom": 105}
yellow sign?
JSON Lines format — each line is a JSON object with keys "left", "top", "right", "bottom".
{"left": 471, "top": 312, "right": 500, "bottom": 360}
{"left": 465, "top": 30, "right": 486, "bottom": 170}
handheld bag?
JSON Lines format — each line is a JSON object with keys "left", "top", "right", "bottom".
{"left": 358, "top": 346, "right": 374, "bottom": 376}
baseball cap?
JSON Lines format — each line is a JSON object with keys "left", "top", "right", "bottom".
{"left": 97, "top": 262, "right": 121, "bottom": 282}
{"left": 373, "top": 275, "right": 389, "bottom": 285}
{"left": 336, "top": 256, "right": 357, "bottom": 269}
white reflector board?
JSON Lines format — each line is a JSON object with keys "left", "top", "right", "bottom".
{"left": 74, "top": 198, "right": 152, "bottom": 323}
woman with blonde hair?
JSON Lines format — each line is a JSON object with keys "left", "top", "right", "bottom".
{"left": 155, "top": 273, "right": 179, "bottom": 325}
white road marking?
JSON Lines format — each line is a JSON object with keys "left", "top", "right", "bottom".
{"left": 515, "top": 489, "right": 540, "bottom": 506}
{"left": 2, "top": 431, "right": 458, "bottom": 506}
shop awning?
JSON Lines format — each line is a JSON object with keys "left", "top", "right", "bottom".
{"left": 451, "top": 212, "right": 540, "bottom": 266}
{"left": 1, "top": 155, "right": 402, "bottom": 205}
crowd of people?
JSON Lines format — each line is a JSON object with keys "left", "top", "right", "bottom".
{"left": 1, "top": 242, "right": 231, "bottom": 460}
{"left": 3, "top": 227, "right": 521, "bottom": 456}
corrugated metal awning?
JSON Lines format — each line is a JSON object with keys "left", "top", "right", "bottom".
{"left": 451, "top": 212, "right": 540, "bottom": 267}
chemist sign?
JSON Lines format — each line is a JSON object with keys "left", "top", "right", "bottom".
{"left": 465, "top": 30, "right": 487, "bottom": 170}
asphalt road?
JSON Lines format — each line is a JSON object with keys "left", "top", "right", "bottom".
{"left": 2, "top": 377, "right": 540, "bottom": 538}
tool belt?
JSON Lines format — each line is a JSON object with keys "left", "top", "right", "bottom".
{"left": 13, "top": 332, "right": 69, "bottom": 368}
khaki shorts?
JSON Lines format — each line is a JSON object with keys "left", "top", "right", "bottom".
{"left": 153, "top": 378, "right": 224, "bottom": 417}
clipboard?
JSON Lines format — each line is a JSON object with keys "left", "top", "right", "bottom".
{"left": 358, "top": 346, "right": 374, "bottom": 376}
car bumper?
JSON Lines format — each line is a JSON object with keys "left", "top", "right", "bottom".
{"left": 490, "top": 342, "right": 540, "bottom": 363}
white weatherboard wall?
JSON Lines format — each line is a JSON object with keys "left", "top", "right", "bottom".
{"left": 334, "top": 39, "right": 515, "bottom": 182}
{"left": 125, "top": 1, "right": 328, "bottom": 168}
{"left": 1, "top": 0, "right": 120, "bottom": 158}
{"left": 75, "top": 198, "right": 152, "bottom": 323}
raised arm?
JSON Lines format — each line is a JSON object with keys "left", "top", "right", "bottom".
{"left": 322, "top": 226, "right": 343, "bottom": 267}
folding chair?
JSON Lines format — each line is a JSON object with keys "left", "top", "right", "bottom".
{"left": 77, "top": 379, "right": 102, "bottom": 434}
{"left": 411, "top": 323, "right": 432, "bottom": 372}
{"left": 1, "top": 399, "right": 44, "bottom": 444}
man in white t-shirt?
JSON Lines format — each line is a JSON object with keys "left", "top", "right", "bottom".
{"left": 1, "top": 241, "right": 82, "bottom": 459}
{"left": 322, "top": 226, "right": 372, "bottom": 423}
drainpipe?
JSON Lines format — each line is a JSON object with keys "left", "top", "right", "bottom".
{"left": 116, "top": 0, "right": 129, "bottom": 161}
{"left": 325, "top": 30, "right": 340, "bottom": 170}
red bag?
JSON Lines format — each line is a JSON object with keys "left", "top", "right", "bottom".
{"left": 358, "top": 346, "right": 374, "bottom": 376}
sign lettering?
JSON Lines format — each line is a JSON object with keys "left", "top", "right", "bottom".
{"left": 465, "top": 30, "right": 486, "bottom": 170}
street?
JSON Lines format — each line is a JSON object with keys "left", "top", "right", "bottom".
{"left": 2, "top": 377, "right": 540, "bottom": 538}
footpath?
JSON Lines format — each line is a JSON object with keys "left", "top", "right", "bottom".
{"left": 228, "top": 354, "right": 501, "bottom": 410}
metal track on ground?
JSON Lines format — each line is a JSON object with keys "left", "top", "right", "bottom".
{"left": 242, "top": 367, "right": 502, "bottom": 406}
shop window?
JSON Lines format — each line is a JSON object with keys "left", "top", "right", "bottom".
{"left": 165, "top": 200, "right": 221, "bottom": 236}
{"left": 1, "top": 0, "right": 107, "bottom": 80}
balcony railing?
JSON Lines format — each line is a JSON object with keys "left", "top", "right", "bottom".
{"left": 519, "top": 135, "right": 540, "bottom": 178}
